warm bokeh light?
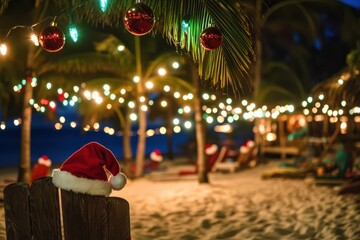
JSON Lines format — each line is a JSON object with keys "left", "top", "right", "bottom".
{"left": 158, "top": 68, "right": 167, "bottom": 76}
{"left": 133, "top": 76, "right": 140, "bottom": 83}
{"left": 172, "top": 61, "right": 179, "bottom": 69}
{"left": 0, "top": 43, "right": 7, "bottom": 56}
{"left": 117, "top": 45, "right": 125, "bottom": 51}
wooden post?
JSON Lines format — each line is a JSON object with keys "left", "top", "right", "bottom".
{"left": 30, "top": 177, "right": 62, "bottom": 240}
{"left": 4, "top": 182, "right": 32, "bottom": 239}
{"left": 4, "top": 177, "right": 131, "bottom": 240}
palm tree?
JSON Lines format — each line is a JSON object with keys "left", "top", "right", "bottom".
{"left": 347, "top": 41, "right": 360, "bottom": 74}
{"left": 0, "top": 1, "right": 134, "bottom": 182}
{"left": 2, "top": 0, "right": 255, "bottom": 183}
{"left": 249, "top": 0, "right": 360, "bottom": 102}
{"left": 45, "top": 34, "right": 195, "bottom": 178}
{"left": 0, "top": 0, "right": 49, "bottom": 182}
{"left": 51, "top": 0, "right": 255, "bottom": 183}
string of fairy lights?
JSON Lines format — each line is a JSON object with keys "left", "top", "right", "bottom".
{"left": 0, "top": 0, "right": 223, "bottom": 56}
{"left": 1, "top": 62, "right": 359, "bottom": 137}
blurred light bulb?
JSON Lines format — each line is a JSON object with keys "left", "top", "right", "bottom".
{"left": 0, "top": 43, "right": 7, "bottom": 56}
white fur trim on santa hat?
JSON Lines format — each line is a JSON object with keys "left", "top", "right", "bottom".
{"left": 240, "top": 146, "right": 249, "bottom": 154}
{"left": 150, "top": 151, "right": 163, "bottom": 162}
{"left": 246, "top": 140, "right": 255, "bottom": 148}
{"left": 205, "top": 144, "right": 218, "bottom": 155}
{"left": 52, "top": 169, "right": 112, "bottom": 196}
{"left": 38, "top": 157, "right": 52, "bottom": 167}
{"left": 110, "top": 173, "right": 127, "bottom": 190}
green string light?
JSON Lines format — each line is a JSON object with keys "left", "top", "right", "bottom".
{"left": 100, "top": 0, "right": 109, "bottom": 12}
{"left": 68, "top": 11, "right": 79, "bottom": 43}
{"left": 69, "top": 25, "right": 78, "bottom": 43}
{"left": 181, "top": 15, "right": 190, "bottom": 31}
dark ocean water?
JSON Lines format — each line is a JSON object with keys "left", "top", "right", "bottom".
{"left": 0, "top": 126, "right": 191, "bottom": 168}
{"left": 0, "top": 110, "right": 254, "bottom": 168}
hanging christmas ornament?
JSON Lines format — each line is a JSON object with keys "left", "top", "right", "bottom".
{"left": 39, "top": 22, "right": 65, "bottom": 52}
{"left": 123, "top": 2, "right": 155, "bottom": 36}
{"left": 57, "top": 92, "right": 65, "bottom": 102}
{"left": 199, "top": 25, "right": 223, "bottom": 50}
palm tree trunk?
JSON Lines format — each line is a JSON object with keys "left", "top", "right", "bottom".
{"left": 123, "top": 114, "right": 133, "bottom": 161}
{"left": 254, "top": 0, "right": 262, "bottom": 100}
{"left": 17, "top": 0, "right": 44, "bottom": 183}
{"left": 17, "top": 73, "right": 33, "bottom": 183}
{"left": 115, "top": 108, "right": 132, "bottom": 175}
{"left": 253, "top": 0, "right": 263, "bottom": 163}
{"left": 166, "top": 129, "right": 174, "bottom": 160}
{"left": 166, "top": 103, "right": 174, "bottom": 160}
{"left": 192, "top": 66, "right": 208, "bottom": 183}
{"left": 134, "top": 36, "right": 146, "bottom": 178}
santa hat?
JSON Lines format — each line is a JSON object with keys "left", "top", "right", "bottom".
{"left": 52, "top": 142, "right": 127, "bottom": 196}
{"left": 240, "top": 145, "right": 249, "bottom": 154}
{"left": 205, "top": 144, "right": 218, "bottom": 155}
{"left": 150, "top": 149, "right": 163, "bottom": 162}
{"left": 38, "top": 155, "right": 52, "bottom": 167}
{"left": 246, "top": 140, "right": 255, "bottom": 148}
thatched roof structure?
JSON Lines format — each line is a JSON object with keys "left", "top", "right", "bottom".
{"left": 311, "top": 68, "right": 360, "bottom": 110}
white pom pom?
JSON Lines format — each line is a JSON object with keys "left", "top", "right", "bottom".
{"left": 240, "top": 146, "right": 249, "bottom": 154}
{"left": 110, "top": 173, "right": 127, "bottom": 190}
{"left": 247, "top": 140, "right": 255, "bottom": 148}
{"left": 205, "top": 144, "right": 218, "bottom": 155}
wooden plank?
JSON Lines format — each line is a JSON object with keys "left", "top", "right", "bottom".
{"left": 30, "top": 177, "right": 62, "bottom": 240}
{"left": 262, "top": 146, "right": 300, "bottom": 155}
{"left": 107, "top": 197, "right": 131, "bottom": 240}
{"left": 86, "top": 195, "right": 108, "bottom": 240}
{"left": 3, "top": 182, "right": 32, "bottom": 240}
{"left": 61, "top": 190, "right": 109, "bottom": 240}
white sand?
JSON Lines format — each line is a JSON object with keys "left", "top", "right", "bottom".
{"left": 1, "top": 161, "right": 360, "bottom": 240}
{"left": 113, "top": 162, "right": 360, "bottom": 240}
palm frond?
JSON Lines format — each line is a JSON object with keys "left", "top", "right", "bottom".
{"left": 36, "top": 52, "right": 133, "bottom": 76}
{"left": 54, "top": 0, "right": 255, "bottom": 94}
{"left": 0, "top": 0, "right": 9, "bottom": 15}
{"left": 311, "top": 68, "right": 360, "bottom": 109}
{"left": 264, "top": 62, "right": 307, "bottom": 99}
{"left": 257, "top": 84, "right": 298, "bottom": 106}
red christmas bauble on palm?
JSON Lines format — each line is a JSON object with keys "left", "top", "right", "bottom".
{"left": 200, "top": 26, "right": 223, "bottom": 50}
{"left": 123, "top": 3, "right": 155, "bottom": 36}
{"left": 39, "top": 26, "right": 65, "bottom": 52}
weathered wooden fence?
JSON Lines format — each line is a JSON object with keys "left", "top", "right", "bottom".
{"left": 4, "top": 177, "right": 130, "bottom": 240}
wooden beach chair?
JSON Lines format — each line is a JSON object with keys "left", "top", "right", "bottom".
{"left": 3, "top": 177, "right": 130, "bottom": 240}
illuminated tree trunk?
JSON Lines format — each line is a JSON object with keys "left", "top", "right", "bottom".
{"left": 253, "top": 0, "right": 263, "bottom": 161}
{"left": 17, "top": 0, "right": 44, "bottom": 183}
{"left": 123, "top": 113, "right": 133, "bottom": 170}
{"left": 166, "top": 101, "right": 174, "bottom": 160}
{"left": 192, "top": 67, "right": 208, "bottom": 183}
{"left": 253, "top": 0, "right": 262, "bottom": 99}
{"left": 18, "top": 71, "right": 33, "bottom": 183}
{"left": 135, "top": 36, "right": 146, "bottom": 178}
{"left": 115, "top": 108, "right": 132, "bottom": 175}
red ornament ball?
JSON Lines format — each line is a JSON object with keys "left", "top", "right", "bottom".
{"left": 39, "top": 26, "right": 65, "bottom": 52}
{"left": 123, "top": 3, "right": 155, "bottom": 36}
{"left": 199, "top": 26, "right": 223, "bottom": 50}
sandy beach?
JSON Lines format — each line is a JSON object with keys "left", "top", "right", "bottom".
{"left": 1, "top": 160, "right": 360, "bottom": 240}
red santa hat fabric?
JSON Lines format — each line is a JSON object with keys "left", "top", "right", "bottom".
{"left": 205, "top": 144, "right": 218, "bottom": 155}
{"left": 150, "top": 149, "right": 163, "bottom": 162}
{"left": 38, "top": 155, "right": 52, "bottom": 167}
{"left": 52, "top": 142, "right": 127, "bottom": 196}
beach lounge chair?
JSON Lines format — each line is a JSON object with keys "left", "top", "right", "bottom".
{"left": 314, "top": 145, "right": 352, "bottom": 185}
{"left": 213, "top": 140, "right": 257, "bottom": 173}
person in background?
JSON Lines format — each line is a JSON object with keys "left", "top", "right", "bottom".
{"left": 30, "top": 155, "right": 52, "bottom": 184}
